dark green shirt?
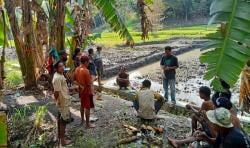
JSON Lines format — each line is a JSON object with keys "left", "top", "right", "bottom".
{"left": 160, "top": 55, "right": 178, "bottom": 79}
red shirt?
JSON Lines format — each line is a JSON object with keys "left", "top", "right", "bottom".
{"left": 74, "top": 64, "right": 92, "bottom": 94}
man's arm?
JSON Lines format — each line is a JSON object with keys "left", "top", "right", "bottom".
{"left": 154, "top": 93, "right": 164, "bottom": 101}
{"left": 169, "top": 57, "right": 179, "bottom": 70}
{"left": 54, "top": 91, "right": 59, "bottom": 101}
{"left": 160, "top": 57, "right": 165, "bottom": 70}
{"left": 195, "top": 131, "right": 216, "bottom": 145}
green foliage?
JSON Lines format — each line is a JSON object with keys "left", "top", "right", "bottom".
{"left": 12, "top": 106, "right": 31, "bottom": 128}
{"left": 92, "top": 0, "right": 134, "bottom": 45}
{"left": 34, "top": 106, "right": 48, "bottom": 128}
{"left": 95, "top": 25, "right": 216, "bottom": 45}
{"left": 0, "top": 112, "right": 7, "bottom": 147}
{"left": 200, "top": 0, "right": 250, "bottom": 90}
{"left": 4, "top": 60, "right": 22, "bottom": 87}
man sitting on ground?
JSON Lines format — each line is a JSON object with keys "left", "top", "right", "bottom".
{"left": 196, "top": 107, "right": 250, "bottom": 148}
{"left": 186, "top": 86, "right": 215, "bottom": 136}
{"left": 116, "top": 67, "right": 130, "bottom": 90}
{"left": 133, "top": 80, "right": 164, "bottom": 120}
{"left": 168, "top": 86, "right": 216, "bottom": 148}
{"left": 212, "top": 97, "right": 241, "bottom": 129}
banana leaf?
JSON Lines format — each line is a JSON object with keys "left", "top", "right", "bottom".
{"left": 200, "top": 0, "right": 250, "bottom": 90}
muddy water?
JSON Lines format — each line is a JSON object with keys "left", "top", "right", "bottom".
{"left": 104, "top": 49, "right": 250, "bottom": 123}
{"left": 102, "top": 49, "right": 250, "bottom": 122}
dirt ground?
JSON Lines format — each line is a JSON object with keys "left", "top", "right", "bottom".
{"left": 1, "top": 37, "right": 208, "bottom": 147}
{"left": 2, "top": 89, "right": 191, "bottom": 148}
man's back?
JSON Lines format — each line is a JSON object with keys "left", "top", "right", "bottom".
{"left": 222, "top": 128, "right": 250, "bottom": 148}
{"left": 75, "top": 65, "right": 92, "bottom": 94}
{"left": 137, "top": 89, "right": 156, "bottom": 119}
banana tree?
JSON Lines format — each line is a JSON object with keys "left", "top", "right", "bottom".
{"left": 200, "top": 0, "right": 250, "bottom": 90}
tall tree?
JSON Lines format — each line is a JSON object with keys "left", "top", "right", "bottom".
{"left": 21, "top": 0, "right": 37, "bottom": 88}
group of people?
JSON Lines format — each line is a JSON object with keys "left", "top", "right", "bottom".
{"left": 50, "top": 45, "right": 250, "bottom": 147}
{"left": 51, "top": 46, "right": 104, "bottom": 146}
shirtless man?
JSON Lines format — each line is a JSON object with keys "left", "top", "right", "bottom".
{"left": 116, "top": 67, "right": 130, "bottom": 90}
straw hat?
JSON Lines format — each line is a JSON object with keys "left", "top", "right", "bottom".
{"left": 206, "top": 107, "right": 233, "bottom": 128}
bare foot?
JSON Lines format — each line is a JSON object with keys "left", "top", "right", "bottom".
{"left": 61, "top": 139, "right": 72, "bottom": 146}
{"left": 167, "top": 137, "right": 178, "bottom": 148}
{"left": 86, "top": 123, "right": 96, "bottom": 128}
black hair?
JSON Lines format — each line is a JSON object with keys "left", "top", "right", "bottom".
{"left": 142, "top": 79, "right": 151, "bottom": 88}
{"left": 97, "top": 46, "right": 102, "bottom": 51}
{"left": 73, "top": 48, "right": 81, "bottom": 60}
{"left": 88, "top": 48, "right": 94, "bottom": 55}
{"left": 59, "top": 50, "right": 67, "bottom": 56}
{"left": 220, "top": 79, "right": 230, "bottom": 89}
{"left": 212, "top": 97, "right": 233, "bottom": 110}
{"left": 247, "top": 60, "right": 250, "bottom": 67}
{"left": 165, "top": 46, "right": 172, "bottom": 51}
{"left": 54, "top": 61, "right": 63, "bottom": 70}
{"left": 199, "top": 86, "right": 211, "bottom": 97}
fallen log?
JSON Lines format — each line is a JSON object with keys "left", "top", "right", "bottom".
{"left": 117, "top": 135, "right": 140, "bottom": 145}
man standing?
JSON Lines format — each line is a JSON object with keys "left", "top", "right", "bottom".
{"left": 94, "top": 46, "right": 104, "bottom": 87}
{"left": 74, "top": 56, "right": 95, "bottom": 128}
{"left": 160, "top": 46, "right": 178, "bottom": 105}
{"left": 52, "top": 61, "right": 73, "bottom": 146}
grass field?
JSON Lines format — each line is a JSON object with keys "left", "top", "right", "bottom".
{"left": 95, "top": 25, "right": 216, "bottom": 46}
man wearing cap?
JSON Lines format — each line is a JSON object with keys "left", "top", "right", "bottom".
{"left": 196, "top": 107, "right": 250, "bottom": 148}
{"left": 74, "top": 56, "right": 95, "bottom": 128}
{"left": 212, "top": 97, "right": 241, "bottom": 129}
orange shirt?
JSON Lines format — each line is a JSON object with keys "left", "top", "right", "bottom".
{"left": 74, "top": 64, "right": 92, "bottom": 94}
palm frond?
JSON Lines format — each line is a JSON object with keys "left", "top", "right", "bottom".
{"left": 92, "top": 0, "right": 134, "bottom": 45}
{"left": 200, "top": 0, "right": 250, "bottom": 90}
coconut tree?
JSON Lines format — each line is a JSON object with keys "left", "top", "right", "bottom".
{"left": 200, "top": 0, "right": 250, "bottom": 90}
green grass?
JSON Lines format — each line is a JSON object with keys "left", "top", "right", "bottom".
{"left": 95, "top": 25, "right": 217, "bottom": 46}
{"left": 4, "top": 60, "right": 23, "bottom": 87}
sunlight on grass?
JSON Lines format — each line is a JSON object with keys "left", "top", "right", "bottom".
{"left": 4, "top": 60, "right": 22, "bottom": 87}
{"left": 95, "top": 25, "right": 216, "bottom": 46}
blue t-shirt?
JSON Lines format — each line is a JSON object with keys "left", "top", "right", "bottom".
{"left": 160, "top": 55, "right": 178, "bottom": 79}
{"left": 215, "top": 128, "right": 250, "bottom": 148}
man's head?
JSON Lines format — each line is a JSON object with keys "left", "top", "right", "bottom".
{"left": 54, "top": 61, "right": 64, "bottom": 74}
{"left": 165, "top": 46, "right": 172, "bottom": 56}
{"left": 88, "top": 48, "right": 94, "bottom": 55}
{"left": 212, "top": 97, "right": 233, "bottom": 110}
{"left": 80, "top": 55, "right": 90, "bottom": 66}
{"left": 97, "top": 46, "right": 102, "bottom": 52}
{"left": 120, "top": 66, "right": 126, "bottom": 73}
{"left": 142, "top": 79, "right": 151, "bottom": 89}
{"left": 199, "top": 86, "right": 211, "bottom": 100}
{"left": 206, "top": 107, "right": 233, "bottom": 130}
{"left": 59, "top": 50, "right": 68, "bottom": 62}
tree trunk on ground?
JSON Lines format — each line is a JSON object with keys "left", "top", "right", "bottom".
{"left": 21, "top": 0, "right": 37, "bottom": 88}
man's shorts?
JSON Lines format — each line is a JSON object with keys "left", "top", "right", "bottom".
{"left": 79, "top": 93, "right": 94, "bottom": 110}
